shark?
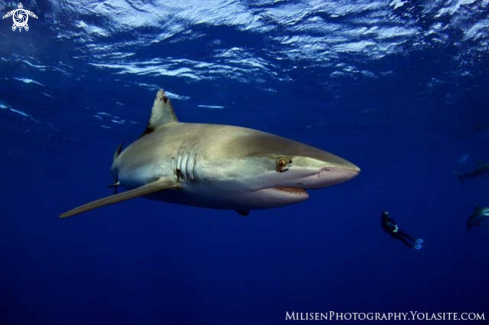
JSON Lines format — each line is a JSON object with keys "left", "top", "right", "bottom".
{"left": 466, "top": 206, "right": 489, "bottom": 230}
{"left": 60, "top": 90, "right": 360, "bottom": 218}
{"left": 453, "top": 162, "right": 489, "bottom": 184}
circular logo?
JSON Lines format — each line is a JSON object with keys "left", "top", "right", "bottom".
{"left": 2, "top": 3, "right": 38, "bottom": 32}
{"left": 13, "top": 9, "right": 28, "bottom": 29}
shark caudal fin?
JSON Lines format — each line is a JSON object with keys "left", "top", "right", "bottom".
{"left": 140, "top": 90, "right": 178, "bottom": 138}
{"left": 60, "top": 177, "right": 181, "bottom": 218}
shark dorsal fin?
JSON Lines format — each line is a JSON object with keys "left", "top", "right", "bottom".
{"left": 141, "top": 90, "right": 178, "bottom": 137}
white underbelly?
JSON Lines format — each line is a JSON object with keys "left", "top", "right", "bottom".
{"left": 143, "top": 182, "right": 307, "bottom": 211}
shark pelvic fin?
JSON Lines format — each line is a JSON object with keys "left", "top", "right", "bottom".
{"left": 60, "top": 177, "right": 181, "bottom": 218}
{"left": 141, "top": 90, "right": 178, "bottom": 137}
{"left": 107, "top": 181, "right": 120, "bottom": 194}
{"left": 236, "top": 210, "right": 250, "bottom": 216}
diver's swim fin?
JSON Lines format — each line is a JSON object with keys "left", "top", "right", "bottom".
{"left": 413, "top": 238, "right": 424, "bottom": 250}
{"left": 60, "top": 177, "right": 181, "bottom": 218}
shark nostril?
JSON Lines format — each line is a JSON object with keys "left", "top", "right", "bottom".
{"left": 318, "top": 167, "right": 330, "bottom": 178}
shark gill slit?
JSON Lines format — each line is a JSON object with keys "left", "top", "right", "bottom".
{"left": 191, "top": 153, "right": 197, "bottom": 181}
{"left": 180, "top": 153, "right": 189, "bottom": 180}
{"left": 184, "top": 152, "right": 194, "bottom": 182}
{"left": 176, "top": 155, "right": 183, "bottom": 179}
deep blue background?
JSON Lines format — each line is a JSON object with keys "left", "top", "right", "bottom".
{"left": 1, "top": 0, "right": 489, "bottom": 324}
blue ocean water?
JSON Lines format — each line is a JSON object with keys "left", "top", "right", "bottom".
{"left": 1, "top": 0, "right": 489, "bottom": 324}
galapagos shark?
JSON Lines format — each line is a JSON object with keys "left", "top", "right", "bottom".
{"left": 60, "top": 90, "right": 360, "bottom": 218}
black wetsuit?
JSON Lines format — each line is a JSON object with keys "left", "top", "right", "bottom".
{"left": 381, "top": 212, "right": 416, "bottom": 248}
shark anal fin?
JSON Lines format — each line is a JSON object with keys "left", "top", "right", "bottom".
{"left": 236, "top": 210, "right": 250, "bottom": 217}
{"left": 60, "top": 177, "right": 180, "bottom": 218}
{"left": 140, "top": 90, "right": 178, "bottom": 138}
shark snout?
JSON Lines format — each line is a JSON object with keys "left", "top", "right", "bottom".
{"left": 303, "top": 163, "right": 360, "bottom": 189}
{"left": 319, "top": 163, "right": 360, "bottom": 178}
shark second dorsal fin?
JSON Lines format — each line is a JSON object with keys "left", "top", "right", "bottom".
{"left": 140, "top": 90, "right": 178, "bottom": 137}
{"left": 114, "top": 142, "right": 123, "bottom": 160}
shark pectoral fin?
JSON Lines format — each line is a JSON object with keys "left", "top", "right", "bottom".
{"left": 60, "top": 178, "right": 181, "bottom": 219}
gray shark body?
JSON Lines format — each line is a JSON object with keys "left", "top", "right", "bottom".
{"left": 60, "top": 90, "right": 360, "bottom": 218}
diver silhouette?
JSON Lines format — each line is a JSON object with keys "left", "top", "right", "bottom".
{"left": 381, "top": 211, "right": 424, "bottom": 249}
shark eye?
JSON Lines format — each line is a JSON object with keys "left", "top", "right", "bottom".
{"left": 276, "top": 158, "right": 289, "bottom": 172}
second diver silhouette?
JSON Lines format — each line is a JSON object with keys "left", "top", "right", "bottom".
{"left": 381, "top": 211, "right": 424, "bottom": 249}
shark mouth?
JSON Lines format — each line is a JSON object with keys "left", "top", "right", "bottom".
{"left": 255, "top": 187, "right": 310, "bottom": 199}
{"left": 275, "top": 187, "right": 308, "bottom": 195}
{"left": 252, "top": 187, "right": 310, "bottom": 207}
